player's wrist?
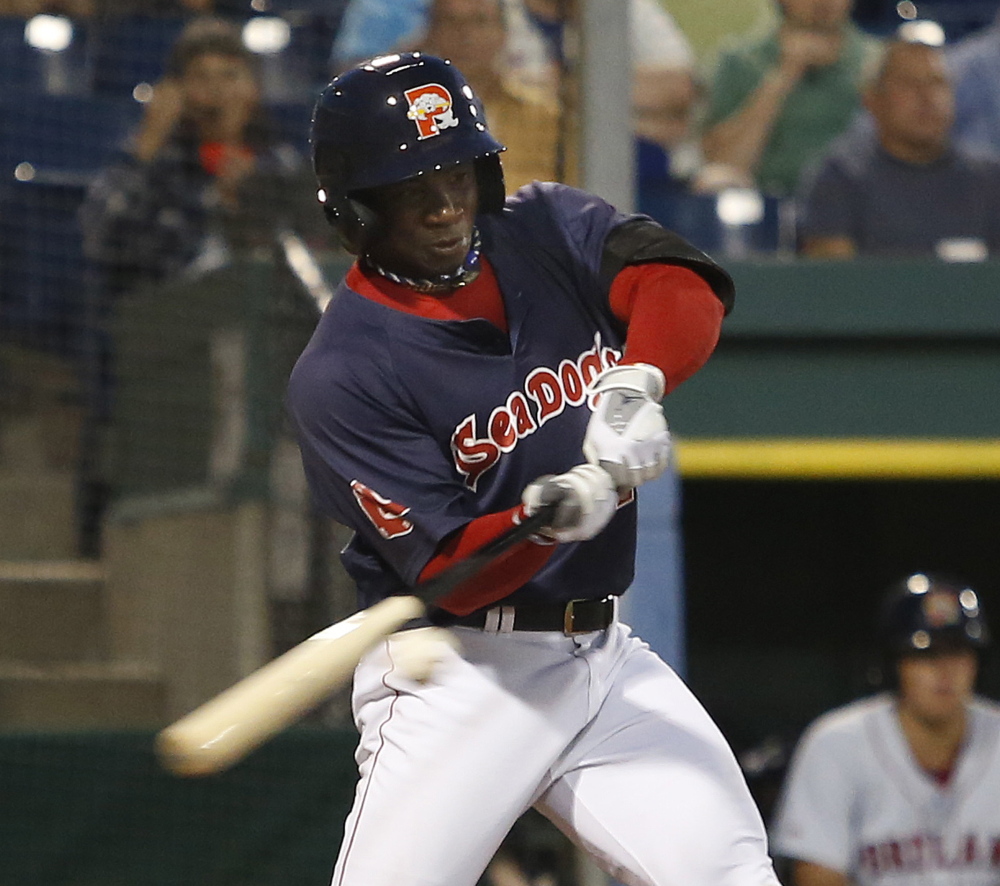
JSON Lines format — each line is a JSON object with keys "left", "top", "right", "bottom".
{"left": 513, "top": 501, "right": 556, "bottom": 544}
{"left": 592, "top": 363, "right": 666, "bottom": 401}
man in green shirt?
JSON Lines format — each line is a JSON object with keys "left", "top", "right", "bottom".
{"left": 700, "top": 0, "right": 881, "bottom": 197}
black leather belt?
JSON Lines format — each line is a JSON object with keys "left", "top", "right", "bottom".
{"left": 447, "top": 597, "right": 617, "bottom": 635}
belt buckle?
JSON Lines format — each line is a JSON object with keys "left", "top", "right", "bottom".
{"left": 563, "top": 599, "right": 587, "bottom": 635}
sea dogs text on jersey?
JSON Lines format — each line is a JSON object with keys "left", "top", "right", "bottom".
{"left": 450, "top": 333, "right": 621, "bottom": 490}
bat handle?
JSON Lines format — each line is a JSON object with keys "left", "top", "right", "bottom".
{"left": 412, "top": 502, "right": 558, "bottom": 605}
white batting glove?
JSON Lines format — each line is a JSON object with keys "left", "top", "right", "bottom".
{"left": 521, "top": 464, "right": 617, "bottom": 543}
{"left": 582, "top": 363, "right": 671, "bottom": 490}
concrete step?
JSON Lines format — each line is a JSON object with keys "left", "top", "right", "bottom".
{"left": 0, "top": 561, "right": 106, "bottom": 663}
{"left": 0, "top": 473, "right": 78, "bottom": 559}
{"left": 0, "top": 662, "right": 166, "bottom": 730}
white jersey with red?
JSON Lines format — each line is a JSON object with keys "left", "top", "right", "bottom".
{"left": 773, "top": 693, "right": 1000, "bottom": 886}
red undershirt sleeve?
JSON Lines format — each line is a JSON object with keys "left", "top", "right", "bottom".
{"left": 608, "top": 263, "right": 725, "bottom": 394}
{"left": 419, "top": 506, "right": 555, "bottom": 616}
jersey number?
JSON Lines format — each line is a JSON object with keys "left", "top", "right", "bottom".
{"left": 350, "top": 480, "right": 414, "bottom": 539}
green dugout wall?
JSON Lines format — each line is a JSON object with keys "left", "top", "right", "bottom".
{"left": 668, "top": 257, "right": 1000, "bottom": 477}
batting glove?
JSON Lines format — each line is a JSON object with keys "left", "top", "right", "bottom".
{"left": 521, "top": 464, "right": 617, "bottom": 543}
{"left": 582, "top": 363, "right": 671, "bottom": 490}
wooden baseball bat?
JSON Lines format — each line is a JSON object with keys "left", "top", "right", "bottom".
{"left": 155, "top": 506, "right": 555, "bottom": 777}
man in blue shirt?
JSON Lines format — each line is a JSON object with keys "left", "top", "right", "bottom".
{"left": 798, "top": 33, "right": 1000, "bottom": 258}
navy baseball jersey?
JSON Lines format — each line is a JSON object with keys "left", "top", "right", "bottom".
{"left": 288, "top": 182, "right": 652, "bottom": 609}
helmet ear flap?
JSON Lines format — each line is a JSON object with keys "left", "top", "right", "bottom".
{"left": 475, "top": 154, "right": 505, "bottom": 213}
{"left": 335, "top": 197, "right": 380, "bottom": 253}
{"left": 348, "top": 197, "right": 378, "bottom": 231}
{"left": 317, "top": 167, "right": 380, "bottom": 251}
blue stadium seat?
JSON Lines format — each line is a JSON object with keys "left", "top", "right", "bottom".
{"left": 638, "top": 186, "right": 786, "bottom": 258}
{"left": 265, "top": 0, "right": 350, "bottom": 15}
{"left": 265, "top": 100, "right": 314, "bottom": 154}
{"left": 0, "top": 179, "right": 91, "bottom": 356}
{"left": 0, "top": 94, "right": 141, "bottom": 184}
{"left": 0, "top": 92, "right": 137, "bottom": 355}
{"left": 90, "top": 15, "right": 187, "bottom": 98}
{"left": 853, "top": 0, "right": 999, "bottom": 39}
{"left": 249, "top": 12, "right": 341, "bottom": 101}
{"left": 285, "top": 12, "right": 340, "bottom": 92}
{"left": 0, "top": 15, "right": 92, "bottom": 96}
{"left": 916, "top": 0, "right": 999, "bottom": 40}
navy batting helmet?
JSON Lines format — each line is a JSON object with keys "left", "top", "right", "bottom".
{"left": 879, "top": 573, "right": 991, "bottom": 657}
{"left": 311, "top": 53, "right": 506, "bottom": 245}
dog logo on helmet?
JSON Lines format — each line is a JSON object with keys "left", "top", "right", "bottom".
{"left": 404, "top": 83, "right": 460, "bottom": 139}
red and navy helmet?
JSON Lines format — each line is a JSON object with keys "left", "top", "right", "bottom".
{"left": 311, "top": 52, "right": 506, "bottom": 243}
{"left": 879, "top": 573, "right": 991, "bottom": 656}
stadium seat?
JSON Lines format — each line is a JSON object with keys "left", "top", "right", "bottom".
{"left": 264, "top": 0, "right": 351, "bottom": 15}
{"left": 853, "top": 0, "right": 999, "bottom": 39}
{"left": 0, "top": 179, "right": 91, "bottom": 356}
{"left": 638, "top": 186, "right": 786, "bottom": 258}
{"left": 247, "top": 11, "right": 341, "bottom": 101}
{"left": 265, "top": 100, "right": 314, "bottom": 154}
{"left": 0, "top": 94, "right": 141, "bottom": 183}
{"left": 0, "top": 15, "right": 92, "bottom": 97}
{"left": 285, "top": 11, "right": 340, "bottom": 92}
{"left": 90, "top": 15, "right": 186, "bottom": 98}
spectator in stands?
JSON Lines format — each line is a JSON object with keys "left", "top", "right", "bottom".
{"left": 698, "top": 0, "right": 880, "bottom": 197}
{"left": 76, "top": 15, "right": 328, "bottom": 556}
{"left": 524, "top": 0, "right": 703, "bottom": 186}
{"left": 948, "top": 8, "right": 1000, "bottom": 158}
{"left": 79, "top": 15, "right": 326, "bottom": 297}
{"left": 418, "top": 0, "right": 568, "bottom": 191}
{"left": 330, "top": 0, "right": 551, "bottom": 86}
{"left": 796, "top": 34, "right": 1000, "bottom": 259}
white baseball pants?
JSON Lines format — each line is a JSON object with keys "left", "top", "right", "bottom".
{"left": 330, "top": 619, "right": 780, "bottom": 886}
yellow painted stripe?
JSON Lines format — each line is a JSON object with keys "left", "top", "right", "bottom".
{"left": 674, "top": 439, "right": 1000, "bottom": 479}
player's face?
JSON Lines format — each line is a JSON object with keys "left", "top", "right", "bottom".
{"left": 364, "top": 163, "right": 480, "bottom": 279}
{"left": 896, "top": 648, "right": 977, "bottom": 725}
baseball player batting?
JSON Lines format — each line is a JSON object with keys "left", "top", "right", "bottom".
{"left": 773, "top": 573, "right": 1000, "bottom": 886}
{"left": 285, "top": 53, "right": 780, "bottom": 886}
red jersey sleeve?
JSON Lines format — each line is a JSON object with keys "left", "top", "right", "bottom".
{"left": 608, "top": 263, "right": 725, "bottom": 394}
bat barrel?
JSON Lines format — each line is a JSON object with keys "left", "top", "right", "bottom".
{"left": 155, "top": 501, "right": 561, "bottom": 776}
{"left": 156, "top": 595, "right": 425, "bottom": 776}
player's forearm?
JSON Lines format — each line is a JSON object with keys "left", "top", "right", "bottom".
{"left": 610, "top": 264, "right": 725, "bottom": 394}
{"left": 421, "top": 506, "right": 555, "bottom": 616}
{"left": 702, "top": 67, "right": 801, "bottom": 178}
